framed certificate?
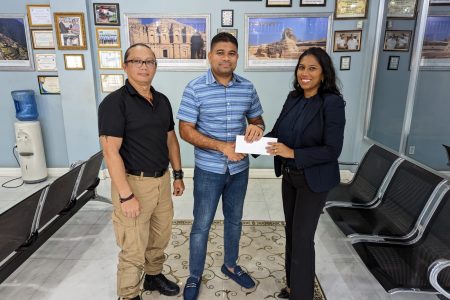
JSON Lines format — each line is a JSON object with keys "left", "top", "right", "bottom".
{"left": 300, "top": 0, "right": 326, "bottom": 6}
{"left": 387, "top": 0, "right": 417, "bottom": 19}
{"left": 37, "top": 76, "right": 60, "bottom": 95}
{"left": 31, "top": 29, "right": 55, "bottom": 49}
{"left": 64, "top": 54, "right": 85, "bottom": 70}
{"left": 35, "top": 54, "right": 57, "bottom": 71}
{"left": 100, "top": 74, "right": 124, "bottom": 93}
{"left": 388, "top": 56, "right": 400, "bottom": 70}
{"left": 266, "top": 0, "right": 292, "bottom": 7}
{"left": 335, "top": 0, "right": 368, "bottom": 19}
{"left": 221, "top": 10, "right": 234, "bottom": 27}
{"left": 98, "top": 50, "right": 122, "bottom": 69}
{"left": 340, "top": 56, "right": 351, "bottom": 70}
{"left": 27, "top": 5, "right": 52, "bottom": 27}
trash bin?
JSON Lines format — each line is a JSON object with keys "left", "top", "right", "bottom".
{"left": 11, "top": 90, "right": 39, "bottom": 121}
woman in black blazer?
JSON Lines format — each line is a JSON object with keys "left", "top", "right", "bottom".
{"left": 266, "top": 47, "right": 345, "bottom": 300}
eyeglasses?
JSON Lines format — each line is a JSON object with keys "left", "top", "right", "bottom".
{"left": 125, "top": 59, "right": 157, "bottom": 67}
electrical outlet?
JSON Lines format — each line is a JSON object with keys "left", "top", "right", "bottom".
{"left": 409, "top": 146, "right": 415, "bottom": 155}
{"left": 356, "top": 20, "right": 363, "bottom": 29}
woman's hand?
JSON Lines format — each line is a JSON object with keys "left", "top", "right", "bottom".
{"left": 266, "top": 142, "right": 294, "bottom": 158}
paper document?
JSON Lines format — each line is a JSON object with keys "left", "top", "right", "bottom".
{"left": 235, "top": 135, "right": 277, "bottom": 155}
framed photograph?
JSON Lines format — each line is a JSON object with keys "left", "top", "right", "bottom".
{"left": 125, "top": 14, "right": 210, "bottom": 70}
{"left": 96, "top": 27, "right": 121, "bottom": 48}
{"left": 335, "top": 0, "right": 368, "bottom": 19}
{"left": 221, "top": 10, "right": 234, "bottom": 27}
{"left": 218, "top": 28, "right": 238, "bottom": 38}
{"left": 388, "top": 55, "right": 400, "bottom": 70}
{"left": 35, "top": 54, "right": 57, "bottom": 71}
{"left": 37, "top": 75, "right": 60, "bottom": 95}
{"left": 31, "top": 29, "right": 55, "bottom": 49}
{"left": 64, "top": 54, "right": 85, "bottom": 70}
{"left": 430, "top": 0, "right": 450, "bottom": 5}
{"left": 245, "top": 14, "right": 332, "bottom": 71}
{"left": 333, "top": 30, "right": 362, "bottom": 52}
{"left": 98, "top": 50, "right": 122, "bottom": 69}
{"left": 0, "top": 15, "right": 34, "bottom": 70}
{"left": 340, "top": 56, "right": 351, "bottom": 70}
{"left": 383, "top": 30, "right": 412, "bottom": 51}
{"left": 27, "top": 4, "right": 52, "bottom": 27}
{"left": 54, "top": 13, "right": 87, "bottom": 50}
{"left": 387, "top": 0, "right": 417, "bottom": 19}
{"left": 300, "top": 0, "right": 326, "bottom": 6}
{"left": 100, "top": 74, "right": 124, "bottom": 93}
{"left": 420, "top": 15, "right": 450, "bottom": 69}
{"left": 93, "top": 3, "right": 120, "bottom": 26}
{"left": 266, "top": 0, "right": 292, "bottom": 7}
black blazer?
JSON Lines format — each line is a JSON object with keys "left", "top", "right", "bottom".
{"left": 267, "top": 92, "right": 346, "bottom": 193}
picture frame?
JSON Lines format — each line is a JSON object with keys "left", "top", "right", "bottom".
{"left": 54, "top": 12, "right": 87, "bottom": 50}
{"left": 0, "top": 15, "right": 34, "bottom": 70}
{"left": 430, "top": 0, "right": 450, "bottom": 5}
{"left": 229, "top": 0, "right": 262, "bottom": 1}
{"left": 266, "top": 0, "right": 293, "bottom": 7}
{"left": 245, "top": 13, "right": 332, "bottom": 71}
{"left": 217, "top": 28, "right": 238, "bottom": 38}
{"left": 387, "top": 0, "right": 417, "bottom": 19}
{"left": 388, "top": 55, "right": 400, "bottom": 70}
{"left": 93, "top": 3, "right": 120, "bottom": 26}
{"left": 37, "top": 75, "right": 60, "bottom": 95}
{"left": 383, "top": 30, "right": 412, "bottom": 52}
{"left": 98, "top": 50, "right": 122, "bottom": 69}
{"left": 100, "top": 74, "right": 124, "bottom": 93}
{"left": 64, "top": 54, "right": 85, "bottom": 70}
{"left": 340, "top": 56, "right": 351, "bottom": 70}
{"left": 221, "top": 10, "right": 234, "bottom": 27}
{"left": 300, "top": 0, "right": 326, "bottom": 6}
{"left": 335, "top": 0, "right": 368, "bottom": 19}
{"left": 420, "top": 14, "right": 450, "bottom": 69}
{"left": 31, "top": 29, "right": 55, "bottom": 49}
{"left": 333, "top": 30, "right": 362, "bottom": 52}
{"left": 35, "top": 53, "right": 57, "bottom": 71}
{"left": 26, "top": 4, "right": 52, "bottom": 27}
{"left": 125, "top": 14, "right": 210, "bottom": 70}
{"left": 96, "top": 27, "right": 121, "bottom": 48}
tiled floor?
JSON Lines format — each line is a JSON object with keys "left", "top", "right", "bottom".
{"left": 0, "top": 176, "right": 440, "bottom": 300}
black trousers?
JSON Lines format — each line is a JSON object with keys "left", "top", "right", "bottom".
{"left": 282, "top": 171, "right": 327, "bottom": 300}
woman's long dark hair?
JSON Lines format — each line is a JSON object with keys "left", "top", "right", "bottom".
{"left": 290, "top": 47, "right": 342, "bottom": 97}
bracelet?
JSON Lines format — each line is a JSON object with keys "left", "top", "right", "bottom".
{"left": 119, "top": 193, "right": 134, "bottom": 203}
{"left": 255, "top": 124, "right": 265, "bottom": 131}
{"left": 173, "top": 169, "right": 184, "bottom": 180}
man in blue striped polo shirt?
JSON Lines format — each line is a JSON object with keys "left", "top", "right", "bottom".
{"left": 177, "top": 32, "right": 265, "bottom": 300}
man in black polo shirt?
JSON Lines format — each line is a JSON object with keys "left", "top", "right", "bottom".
{"left": 98, "top": 43, "right": 184, "bottom": 300}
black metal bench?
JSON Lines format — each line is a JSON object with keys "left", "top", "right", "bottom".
{"left": 326, "top": 144, "right": 402, "bottom": 208}
{"left": 326, "top": 160, "right": 447, "bottom": 243}
{"left": 352, "top": 185, "right": 450, "bottom": 298}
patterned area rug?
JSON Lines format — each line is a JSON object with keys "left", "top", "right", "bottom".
{"left": 141, "top": 220, "right": 327, "bottom": 300}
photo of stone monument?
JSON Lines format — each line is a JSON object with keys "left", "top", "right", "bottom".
{"left": 128, "top": 17, "right": 207, "bottom": 60}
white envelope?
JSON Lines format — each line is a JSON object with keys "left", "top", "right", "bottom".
{"left": 235, "top": 135, "right": 277, "bottom": 155}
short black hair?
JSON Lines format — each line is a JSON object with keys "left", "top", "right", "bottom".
{"left": 124, "top": 43, "right": 153, "bottom": 62}
{"left": 211, "top": 32, "right": 238, "bottom": 49}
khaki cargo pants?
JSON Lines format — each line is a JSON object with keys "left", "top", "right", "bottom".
{"left": 111, "top": 171, "right": 173, "bottom": 299}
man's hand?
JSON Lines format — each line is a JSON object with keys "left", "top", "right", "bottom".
{"left": 244, "top": 124, "right": 264, "bottom": 143}
{"left": 221, "top": 142, "right": 246, "bottom": 162}
{"left": 173, "top": 179, "right": 185, "bottom": 196}
{"left": 121, "top": 197, "right": 140, "bottom": 218}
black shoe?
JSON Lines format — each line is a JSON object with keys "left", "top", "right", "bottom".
{"left": 144, "top": 273, "right": 180, "bottom": 296}
{"left": 277, "top": 287, "right": 290, "bottom": 299}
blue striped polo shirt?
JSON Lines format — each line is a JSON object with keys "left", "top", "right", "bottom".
{"left": 177, "top": 69, "right": 263, "bottom": 175}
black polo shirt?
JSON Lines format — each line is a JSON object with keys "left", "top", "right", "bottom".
{"left": 98, "top": 79, "right": 175, "bottom": 172}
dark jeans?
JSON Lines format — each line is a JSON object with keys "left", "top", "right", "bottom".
{"left": 188, "top": 167, "right": 249, "bottom": 279}
{"left": 282, "top": 171, "right": 327, "bottom": 300}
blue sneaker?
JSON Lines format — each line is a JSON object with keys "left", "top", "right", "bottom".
{"left": 221, "top": 264, "right": 255, "bottom": 289}
{"left": 183, "top": 276, "right": 200, "bottom": 300}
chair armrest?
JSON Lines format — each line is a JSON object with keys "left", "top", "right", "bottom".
{"left": 428, "top": 259, "right": 450, "bottom": 299}
{"left": 338, "top": 161, "right": 359, "bottom": 166}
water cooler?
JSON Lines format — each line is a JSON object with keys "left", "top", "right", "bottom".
{"left": 12, "top": 90, "right": 48, "bottom": 183}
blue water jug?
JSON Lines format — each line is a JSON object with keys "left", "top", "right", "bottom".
{"left": 11, "top": 90, "right": 39, "bottom": 121}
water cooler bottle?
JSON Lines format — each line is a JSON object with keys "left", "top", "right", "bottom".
{"left": 12, "top": 90, "right": 48, "bottom": 183}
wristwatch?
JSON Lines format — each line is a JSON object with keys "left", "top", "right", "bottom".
{"left": 173, "top": 169, "right": 184, "bottom": 180}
